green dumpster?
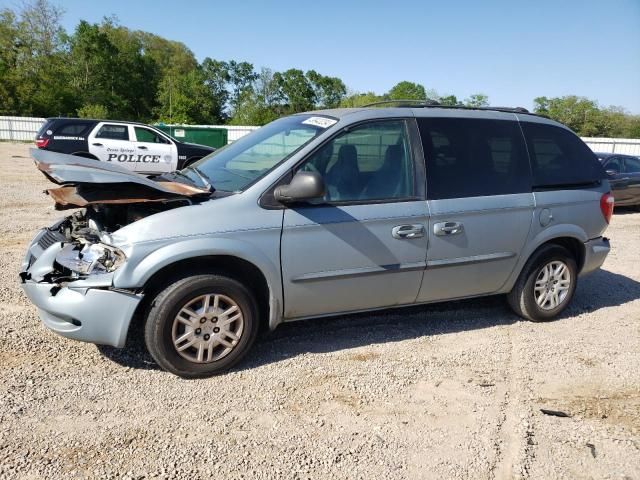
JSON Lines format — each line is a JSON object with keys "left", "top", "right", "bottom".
{"left": 156, "top": 125, "right": 228, "bottom": 149}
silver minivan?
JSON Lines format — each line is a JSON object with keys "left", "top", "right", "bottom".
{"left": 20, "top": 106, "right": 613, "bottom": 378}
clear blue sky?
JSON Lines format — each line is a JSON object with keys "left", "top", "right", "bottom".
{"left": 7, "top": 0, "right": 640, "bottom": 112}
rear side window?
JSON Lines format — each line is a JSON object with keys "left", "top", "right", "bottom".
{"left": 624, "top": 156, "right": 640, "bottom": 173}
{"left": 520, "top": 122, "right": 604, "bottom": 188}
{"left": 134, "top": 127, "right": 169, "bottom": 144}
{"left": 96, "top": 124, "right": 129, "bottom": 141}
{"left": 56, "top": 123, "right": 90, "bottom": 136}
{"left": 417, "top": 117, "right": 531, "bottom": 200}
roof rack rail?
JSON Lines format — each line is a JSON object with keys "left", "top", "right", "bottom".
{"left": 363, "top": 99, "right": 441, "bottom": 107}
{"left": 361, "top": 99, "right": 531, "bottom": 115}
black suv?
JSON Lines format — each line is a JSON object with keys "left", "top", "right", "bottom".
{"left": 36, "top": 118, "right": 215, "bottom": 173}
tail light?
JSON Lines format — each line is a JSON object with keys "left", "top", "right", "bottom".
{"left": 35, "top": 138, "right": 49, "bottom": 148}
{"left": 600, "top": 192, "right": 614, "bottom": 224}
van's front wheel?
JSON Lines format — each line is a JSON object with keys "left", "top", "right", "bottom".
{"left": 507, "top": 244, "right": 578, "bottom": 321}
{"left": 144, "top": 274, "right": 259, "bottom": 378}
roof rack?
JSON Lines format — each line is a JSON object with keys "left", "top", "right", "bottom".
{"left": 361, "top": 99, "right": 531, "bottom": 115}
{"left": 363, "top": 99, "right": 441, "bottom": 108}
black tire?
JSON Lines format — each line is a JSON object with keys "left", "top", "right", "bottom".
{"left": 507, "top": 244, "right": 578, "bottom": 322}
{"left": 144, "top": 274, "right": 259, "bottom": 378}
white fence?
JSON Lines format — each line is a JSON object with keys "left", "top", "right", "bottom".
{"left": 581, "top": 137, "right": 640, "bottom": 156}
{"left": 0, "top": 116, "right": 46, "bottom": 141}
{"left": 2, "top": 116, "right": 639, "bottom": 154}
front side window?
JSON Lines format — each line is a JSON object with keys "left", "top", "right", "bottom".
{"left": 624, "top": 156, "right": 640, "bottom": 173}
{"left": 605, "top": 156, "right": 622, "bottom": 173}
{"left": 190, "top": 115, "right": 331, "bottom": 192}
{"left": 96, "top": 124, "right": 129, "bottom": 141}
{"left": 299, "top": 120, "right": 415, "bottom": 203}
{"left": 417, "top": 117, "right": 531, "bottom": 200}
{"left": 521, "top": 122, "right": 604, "bottom": 188}
{"left": 135, "top": 127, "right": 168, "bottom": 144}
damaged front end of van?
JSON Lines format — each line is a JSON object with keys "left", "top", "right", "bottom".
{"left": 19, "top": 149, "right": 212, "bottom": 347}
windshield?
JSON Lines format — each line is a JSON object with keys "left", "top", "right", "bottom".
{"left": 183, "top": 114, "right": 335, "bottom": 192}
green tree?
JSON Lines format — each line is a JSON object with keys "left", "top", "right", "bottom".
{"left": 306, "top": 70, "right": 346, "bottom": 108}
{"left": 273, "top": 68, "right": 315, "bottom": 113}
{"left": 77, "top": 103, "right": 108, "bottom": 118}
{"left": 464, "top": 93, "right": 490, "bottom": 107}
{"left": 230, "top": 67, "right": 283, "bottom": 126}
{"left": 201, "top": 58, "right": 231, "bottom": 122}
{"left": 0, "top": 10, "right": 20, "bottom": 114}
{"left": 1, "top": 0, "right": 74, "bottom": 116}
{"left": 387, "top": 81, "right": 426, "bottom": 100}
{"left": 154, "top": 69, "right": 216, "bottom": 124}
{"left": 439, "top": 95, "right": 460, "bottom": 106}
{"left": 339, "top": 91, "right": 383, "bottom": 107}
{"left": 227, "top": 60, "right": 258, "bottom": 112}
{"left": 533, "top": 95, "right": 602, "bottom": 136}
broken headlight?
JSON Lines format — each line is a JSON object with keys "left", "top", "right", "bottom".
{"left": 55, "top": 243, "right": 126, "bottom": 275}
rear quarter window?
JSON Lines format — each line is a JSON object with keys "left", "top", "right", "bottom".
{"left": 56, "top": 123, "right": 91, "bottom": 136}
{"left": 36, "top": 120, "right": 54, "bottom": 137}
{"left": 520, "top": 122, "right": 604, "bottom": 188}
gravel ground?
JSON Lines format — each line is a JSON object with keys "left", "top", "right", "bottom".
{"left": 0, "top": 142, "right": 639, "bottom": 480}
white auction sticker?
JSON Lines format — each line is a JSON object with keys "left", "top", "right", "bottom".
{"left": 302, "top": 116, "right": 337, "bottom": 128}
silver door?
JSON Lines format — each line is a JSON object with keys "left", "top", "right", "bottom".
{"left": 415, "top": 116, "right": 535, "bottom": 302}
{"left": 280, "top": 119, "right": 428, "bottom": 319}
{"left": 418, "top": 194, "right": 534, "bottom": 301}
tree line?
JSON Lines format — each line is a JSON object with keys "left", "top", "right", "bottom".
{"left": 1, "top": 0, "right": 638, "bottom": 138}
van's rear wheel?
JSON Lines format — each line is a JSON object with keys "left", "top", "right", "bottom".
{"left": 507, "top": 244, "right": 577, "bottom": 321}
{"left": 144, "top": 274, "right": 259, "bottom": 378}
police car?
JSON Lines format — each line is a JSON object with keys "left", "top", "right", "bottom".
{"left": 35, "top": 118, "right": 216, "bottom": 173}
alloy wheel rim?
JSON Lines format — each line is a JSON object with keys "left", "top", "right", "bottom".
{"left": 171, "top": 294, "right": 244, "bottom": 363}
{"left": 534, "top": 260, "right": 571, "bottom": 311}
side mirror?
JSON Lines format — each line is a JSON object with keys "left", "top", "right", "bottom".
{"left": 606, "top": 169, "right": 619, "bottom": 177}
{"left": 274, "top": 171, "right": 325, "bottom": 203}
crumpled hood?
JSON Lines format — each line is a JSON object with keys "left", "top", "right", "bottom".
{"left": 31, "top": 148, "right": 210, "bottom": 209}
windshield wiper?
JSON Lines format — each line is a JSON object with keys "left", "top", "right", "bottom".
{"left": 185, "top": 165, "right": 214, "bottom": 192}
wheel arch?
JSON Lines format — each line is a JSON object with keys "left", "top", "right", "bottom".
{"left": 139, "top": 254, "right": 270, "bottom": 325}
{"left": 502, "top": 224, "right": 588, "bottom": 293}
{"left": 114, "top": 236, "right": 284, "bottom": 335}
{"left": 130, "top": 254, "right": 275, "bottom": 336}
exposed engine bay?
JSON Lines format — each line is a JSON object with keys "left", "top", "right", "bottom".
{"left": 27, "top": 148, "right": 212, "bottom": 279}
{"left": 35, "top": 201, "right": 190, "bottom": 279}
{"left": 64, "top": 201, "right": 192, "bottom": 239}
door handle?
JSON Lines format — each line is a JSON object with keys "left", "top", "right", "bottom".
{"left": 392, "top": 224, "right": 425, "bottom": 239}
{"left": 434, "top": 221, "right": 464, "bottom": 236}
{"left": 92, "top": 142, "right": 103, "bottom": 147}
{"left": 137, "top": 146, "right": 148, "bottom": 150}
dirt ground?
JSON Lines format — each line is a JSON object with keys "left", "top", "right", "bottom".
{"left": 0, "top": 142, "right": 638, "bottom": 479}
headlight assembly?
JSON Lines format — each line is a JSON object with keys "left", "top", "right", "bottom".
{"left": 55, "top": 242, "right": 126, "bottom": 275}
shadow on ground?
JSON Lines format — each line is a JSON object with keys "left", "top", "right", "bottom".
{"left": 97, "top": 268, "right": 640, "bottom": 373}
